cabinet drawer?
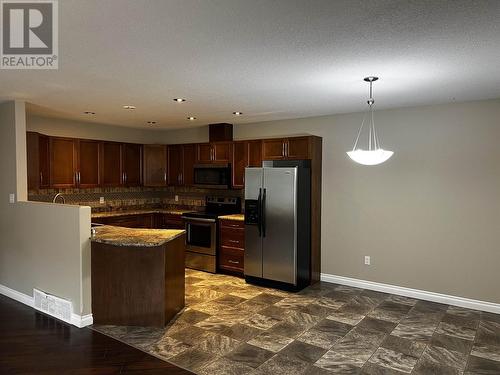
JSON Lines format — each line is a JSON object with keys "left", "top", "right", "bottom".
{"left": 219, "top": 246, "right": 244, "bottom": 272}
{"left": 220, "top": 228, "right": 244, "bottom": 249}
{"left": 219, "top": 219, "right": 244, "bottom": 230}
{"left": 164, "top": 214, "right": 184, "bottom": 229}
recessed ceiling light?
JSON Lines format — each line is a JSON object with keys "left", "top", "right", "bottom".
{"left": 173, "top": 98, "right": 186, "bottom": 102}
{"left": 147, "top": 121, "right": 157, "bottom": 125}
{"left": 122, "top": 105, "right": 136, "bottom": 110}
{"left": 84, "top": 111, "right": 95, "bottom": 115}
{"left": 233, "top": 111, "right": 243, "bottom": 116}
{"left": 187, "top": 116, "right": 196, "bottom": 121}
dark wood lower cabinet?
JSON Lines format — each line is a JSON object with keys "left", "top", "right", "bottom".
{"left": 91, "top": 234, "right": 185, "bottom": 327}
{"left": 92, "top": 214, "right": 154, "bottom": 228}
{"left": 92, "top": 213, "right": 185, "bottom": 230}
{"left": 163, "top": 213, "right": 185, "bottom": 229}
{"left": 218, "top": 219, "right": 245, "bottom": 276}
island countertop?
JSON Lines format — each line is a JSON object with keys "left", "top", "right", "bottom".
{"left": 91, "top": 225, "right": 185, "bottom": 247}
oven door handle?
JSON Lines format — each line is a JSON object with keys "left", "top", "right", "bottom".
{"left": 182, "top": 216, "right": 216, "bottom": 223}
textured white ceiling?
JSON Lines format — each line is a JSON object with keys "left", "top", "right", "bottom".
{"left": 2, "top": 0, "right": 500, "bottom": 129}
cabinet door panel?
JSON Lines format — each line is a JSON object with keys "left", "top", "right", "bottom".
{"left": 122, "top": 143, "right": 142, "bottom": 186}
{"left": 287, "top": 137, "right": 310, "bottom": 159}
{"left": 168, "top": 145, "right": 182, "bottom": 186}
{"left": 182, "top": 144, "right": 195, "bottom": 186}
{"left": 232, "top": 141, "right": 247, "bottom": 188}
{"left": 50, "top": 137, "right": 77, "bottom": 188}
{"left": 101, "top": 142, "right": 122, "bottom": 186}
{"left": 143, "top": 145, "right": 167, "bottom": 186}
{"left": 78, "top": 140, "right": 100, "bottom": 188}
{"left": 38, "top": 135, "right": 50, "bottom": 188}
{"left": 213, "top": 142, "right": 232, "bottom": 162}
{"left": 197, "top": 143, "right": 212, "bottom": 163}
{"left": 262, "top": 139, "right": 285, "bottom": 160}
{"left": 248, "top": 140, "right": 262, "bottom": 167}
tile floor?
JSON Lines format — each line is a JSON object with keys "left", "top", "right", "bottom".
{"left": 92, "top": 269, "right": 500, "bottom": 374}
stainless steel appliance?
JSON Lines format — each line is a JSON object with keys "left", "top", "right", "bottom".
{"left": 182, "top": 196, "right": 241, "bottom": 273}
{"left": 244, "top": 160, "right": 311, "bottom": 290}
{"left": 193, "top": 164, "right": 231, "bottom": 189}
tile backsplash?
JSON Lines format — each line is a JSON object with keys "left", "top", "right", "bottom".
{"left": 28, "top": 186, "right": 244, "bottom": 213}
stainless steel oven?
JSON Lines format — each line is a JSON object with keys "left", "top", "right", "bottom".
{"left": 183, "top": 216, "right": 217, "bottom": 273}
{"left": 193, "top": 164, "right": 231, "bottom": 189}
{"left": 182, "top": 196, "right": 241, "bottom": 273}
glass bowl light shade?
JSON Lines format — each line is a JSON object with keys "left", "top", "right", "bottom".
{"left": 346, "top": 149, "right": 394, "bottom": 166}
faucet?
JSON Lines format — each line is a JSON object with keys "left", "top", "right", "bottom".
{"left": 52, "top": 193, "right": 65, "bottom": 204}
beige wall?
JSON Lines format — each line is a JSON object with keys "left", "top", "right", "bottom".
{"left": 12, "top": 99, "right": 500, "bottom": 306}
{"left": 0, "top": 102, "right": 92, "bottom": 317}
{"left": 161, "top": 99, "right": 500, "bottom": 304}
{"left": 27, "top": 114, "right": 163, "bottom": 144}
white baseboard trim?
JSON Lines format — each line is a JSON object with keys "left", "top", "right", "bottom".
{"left": 71, "top": 313, "right": 94, "bottom": 328}
{"left": 320, "top": 273, "right": 500, "bottom": 314}
{"left": 0, "top": 283, "right": 93, "bottom": 327}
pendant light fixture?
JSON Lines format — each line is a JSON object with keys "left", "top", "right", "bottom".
{"left": 347, "top": 77, "right": 394, "bottom": 165}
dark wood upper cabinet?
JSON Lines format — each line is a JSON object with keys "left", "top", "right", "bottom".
{"left": 77, "top": 140, "right": 100, "bottom": 188}
{"left": 196, "top": 143, "right": 212, "bottom": 164}
{"left": 49, "top": 137, "right": 77, "bottom": 188}
{"left": 262, "top": 138, "right": 286, "bottom": 160}
{"left": 38, "top": 135, "right": 50, "bottom": 189}
{"left": 232, "top": 140, "right": 262, "bottom": 188}
{"left": 143, "top": 144, "right": 167, "bottom": 187}
{"left": 286, "top": 137, "right": 310, "bottom": 159}
{"left": 213, "top": 142, "right": 232, "bottom": 162}
{"left": 27, "top": 132, "right": 50, "bottom": 190}
{"left": 232, "top": 141, "right": 246, "bottom": 189}
{"left": 167, "top": 145, "right": 183, "bottom": 186}
{"left": 182, "top": 144, "right": 196, "bottom": 186}
{"left": 196, "top": 142, "right": 232, "bottom": 163}
{"left": 262, "top": 137, "right": 310, "bottom": 160}
{"left": 248, "top": 140, "right": 263, "bottom": 167}
{"left": 122, "top": 143, "right": 143, "bottom": 186}
{"left": 101, "top": 142, "right": 123, "bottom": 187}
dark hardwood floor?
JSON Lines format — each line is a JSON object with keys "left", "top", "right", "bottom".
{"left": 0, "top": 295, "right": 192, "bottom": 374}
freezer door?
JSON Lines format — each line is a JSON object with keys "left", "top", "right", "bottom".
{"left": 262, "top": 167, "right": 297, "bottom": 284}
{"left": 244, "top": 168, "right": 263, "bottom": 278}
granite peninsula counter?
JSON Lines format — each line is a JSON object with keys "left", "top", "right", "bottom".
{"left": 91, "top": 225, "right": 185, "bottom": 247}
{"left": 91, "top": 225, "right": 186, "bottom": 327}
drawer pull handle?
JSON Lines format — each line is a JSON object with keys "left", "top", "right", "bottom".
{"left": 228, "top": 260, "right": 240, "bottom": 264}
{"left": 228, "top": 240, "right": 239, "bottom": 243}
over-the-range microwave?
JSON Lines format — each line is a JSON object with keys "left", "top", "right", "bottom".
{"left": 193, "top": 164, "right": 231, "bottom": 189}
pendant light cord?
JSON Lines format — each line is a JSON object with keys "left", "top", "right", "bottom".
{"left": 353, "top": 78, "right": 381, "bottom": 151}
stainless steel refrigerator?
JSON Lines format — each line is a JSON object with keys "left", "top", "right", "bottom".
{"left": 244, "top": 160, "right": 311, "bottom": 290}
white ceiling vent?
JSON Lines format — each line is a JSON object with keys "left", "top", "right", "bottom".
{"left": 33, "top": 288, "right": 73, "bottom": 324}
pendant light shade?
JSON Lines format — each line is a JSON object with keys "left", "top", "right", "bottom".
{"left": 347, "top": 77, "right": 393, "bottom": 166}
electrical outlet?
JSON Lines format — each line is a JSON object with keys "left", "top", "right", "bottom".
{"left": 175, "top": 195, "right": 179, "bottom": 202}
{"left": 99, "top": 197, "right": 105, "bottom": 204}
{"left": 9, "top": 193, "right": 15, "bottom": 204}
{"left": 364, "top": 256, "right": 371, "bottom": 265}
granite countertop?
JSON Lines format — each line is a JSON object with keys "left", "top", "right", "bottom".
{"left": 91, "top": 225, "right": 185, "bottom": 247}
{"left": 91, "top": 209, "right": 189, "bottom": 219}
{"left": 218, "top": 214, "right": 245, "bottom": 221}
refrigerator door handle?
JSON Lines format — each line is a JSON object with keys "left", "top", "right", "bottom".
{"left": 262, "top": 188, "right": 267, "bottom": 237}
{"left": 257, "top": 188, "right": 262, "bottom": 237}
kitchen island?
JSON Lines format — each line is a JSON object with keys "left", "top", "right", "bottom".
{"left": 91, "top": 226, "right": 185, "bottom": 327}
